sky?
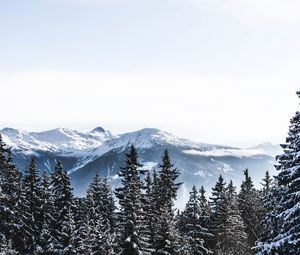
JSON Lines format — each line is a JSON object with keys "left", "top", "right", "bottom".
{"left": 1, "top": 0, "right": 300, "bottom": 147}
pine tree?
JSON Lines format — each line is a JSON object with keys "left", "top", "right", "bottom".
{"left": 209, "top": 175, "right": 228, "bottom": 254}
{"left": 60, "top": 208, "right": 76, "bottom": 255}
{"left": 198, "top": 186, "right": 213, "bottom": 247}
{"left": 0, "top": 238, "right": 18, "bottom": 255}
{"left": 256, "top": 178, "right": 282, "bottom": 254}
{"left": 154, "top": 150, "right": 182, "bottom": 255}
{"left": 99, "top": 177, "right": 116, "bottom": 234}
{"left": 238, "top": 169, "right": 263, "bottom": 252}
{"left": 21, "top": 157, "right": 43, "bottom": 253}
{"left": 224, "top": 180, "right": 249, "bottom": 255}
{"left": 85, "top": 172, "right": 116, "bottom": 255}
{"left": 157, "top": 150, "right": 181, "bottom": 213}
{"left": 143, "top": 172, "right": 158, "bottom": 250}
{"left": 39, "top": 171, "right": 56, "bottom": 254}
{"left": 257, "top": 91, "right": 300, "bottom": 254}
{"left": 0, "top": 147, "right": 23, "bottom": 252}
{"left": 261, "top": 171, "right": 272, "bottom": 196}
{"left": 155, "top": 206, "right": 180, "bottom": 255}
{"left": 182, "top": 186, "right": 212, "bottom": 255}
{"left": 51, "top": 161, "right": 75, "bottom": 252}
{"left": 115, "top": 145, "right": 150, "bottom": 255}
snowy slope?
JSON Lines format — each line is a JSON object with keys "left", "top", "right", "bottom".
{"left": 0, "top": 127, "right": 113, "bottom": 156}
{"left": 0, "top": 126, "right": 278, "bottom": 202}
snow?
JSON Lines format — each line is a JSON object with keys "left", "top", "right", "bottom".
{"left": 0, "top": 126, "right": 277, "bottom": 176}
{"left": 0, "top": 126, "right": 113, "bottom": 155}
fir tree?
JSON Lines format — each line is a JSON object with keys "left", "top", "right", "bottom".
{"left": 21, "top": 158, "right": 43, "bottom": 253}
{"left": 51, "top": 161, "right": 75, "bottom": 252}
{"left": 115, "top": 145, "right": 150, "bottom": 255}
{"left": 85, "top": 172, "right": 115, "bottom": 255}
{"left": 0, "top": 238, "right": 18, "bottom": 255}
{"left": 154, "top": 150, "right": 182, "bottom": 255}
{"left": 157, "top": 150, "right": 181, "bottom": 213}
{"left": 0, "top": 147, "right": 23, "bottom": 251}
{"left": 38, "top": 171, "right": 56, "bottom": 255}
{"left": 224, "top": 180, "right": 249, "bottom": 255}
{"left": 182, "top": 186, "right": 212, "bottom": 255}
{"left": 143, "top": 172, "right": 156, "bottom": 252}
{"left": 261, "top": 171, "right": 272, "bottom": 196}
{"left": 209, "top": 175, "right": 228, "bottom": 253}
{"left": 99, "top": 177, "right": 116, "bottom": 234}
{"left": 257, "top": 91, "right": 300, "bottom": 254}
{"left": 155, "top": 207, "right": 180, "bottom": 255}
{"left": 238, "top": 169, "right": 264, "bottom": 253}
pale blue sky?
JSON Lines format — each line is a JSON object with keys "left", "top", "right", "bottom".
{"left": 1, "top": 0, "right": 300, "bottom": 147}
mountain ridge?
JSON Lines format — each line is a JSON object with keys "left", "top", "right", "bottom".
{"left": 0, "top": 126, "right": 281, "bottom": 206}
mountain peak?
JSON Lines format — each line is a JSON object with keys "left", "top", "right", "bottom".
{"left": 90, "top": 126, "right": 105, "bottom": 133}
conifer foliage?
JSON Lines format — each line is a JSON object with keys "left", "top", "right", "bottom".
{"left": 1, "top": 92, "right": 300, "bottom": 255}
{"left": 257, "top": 91, "right": 300, "bottom": 255}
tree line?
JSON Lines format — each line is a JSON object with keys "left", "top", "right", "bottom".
{"left": 0, "top": 92, "right": 299, "bottom": 255}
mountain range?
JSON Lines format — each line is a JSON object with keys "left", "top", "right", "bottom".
{"left": 0, "top": 126, "right": 282, "bottom": 208}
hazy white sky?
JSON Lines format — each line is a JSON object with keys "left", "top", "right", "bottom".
{"left": 1, "top": 0, "right": 300, "bottom": 147}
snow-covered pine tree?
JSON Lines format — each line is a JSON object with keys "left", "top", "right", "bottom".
{"left": 38, "top": 171, "right": 56, "bottom": 254}
{"left": 182, "top": 185, "right": 212, "bottom": 255}
{"left": 256, "top": 176, "right": 282, "bottom": 254}
{"left": 21, "top": 157, "right": 43, "bottom": 253}
{"left": 143, "top": 172, "right": 156, "bottom": 252}
{"left": 257, "top": 91, "right": 300, "bottom": 254}
{"left": 85, "top": 172, "right": 116, "bottom": 255}
{"left": 115, "top": 145, "right": 150, "bottom": 255}
{"left": 99, "top": 177, "right": 116, "bottom": 234}
{"left": 73, "top": 197, "right": 90, "bottom": 254}
{"left": 60, "top": 208, "right": 77, "bottom": 255}
{"left": 157, "top": 150, "right": 181, "bottom": 213}
{"left": 153, "top": 150, "right": 182, "bottom": 255}
{"left": 0, "top": 238, "right": 18, "bottom": 255}
{"left": 261, "top": 171, "right": 272, "bottom": 197}
{"left": 238, "top": 169, "right": 264, "bottom": 252}
{"left": 0, "top": 146, "right": 23, "bottom": 252}
{"left": 209, "top": 175, "right": 227, "bottom": 253}
{"left": 198, "top": 186, "right": 213, "bottom": 248}
{"left": 50, "top": 161, "right": 75, "bottom": 252}
{"left": 224, "top": 180, "right": 249, "bottom": 255}
{"left": 155, "top": 206, "right": 181, "bottom": 255}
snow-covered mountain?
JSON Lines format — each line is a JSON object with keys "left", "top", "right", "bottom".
{"left": 0, "top": 126, "right": 279, "bottom": 206}
{"left": 1, "top": 127, "right": 113, "bottom": 155}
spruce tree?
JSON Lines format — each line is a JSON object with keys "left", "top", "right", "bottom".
{"left": 0, "top": 147, "right": 23, "bottom": 251}
{"left": 182, "top": 186, "right": 212, "bottom": 255}
{"left": 257, "top": 91, "right": 300, "bottom": 254}
{"left": 143, "top": 172, "right": 156, "bottom": 252}
{"left": 154, "top": 150, "right": 182, "bottom": 255}
{"left": 261, "top": 171, "right": 272, "bottom": 196}
{"left": 85, "top": 172, "right": 115, "bottom": 255}
{"left": 38, "top": 171, "right": 56, "bottom": 254}
{"left": 21, "top": 158, "right": 43, "bottom": 253}
{"left": 99, "top": 177, "right": 116, "bottom": 234}
{"left": 0, "top": 238, "right": 18, "bottom": 255}
{"left": 209, "top": 175, "right": 228, "bottom": 253}
{"left": 115, "top": 145, "right": 150, "bottom": 255}
{"left": 238, "top": 169, "right": 263, "bottom": 252}
{"left": 51, "top": 161, "right": 75, "bottom": 252}
{"left": 224, "top": 180, "right": 249, "bottom": 255}
{"left": 157, "top": 150, "right": 181, "bottom": 213}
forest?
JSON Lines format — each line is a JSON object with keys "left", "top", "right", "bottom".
{"left": 0, "top": 96, "right": 300, "bottom": 255}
